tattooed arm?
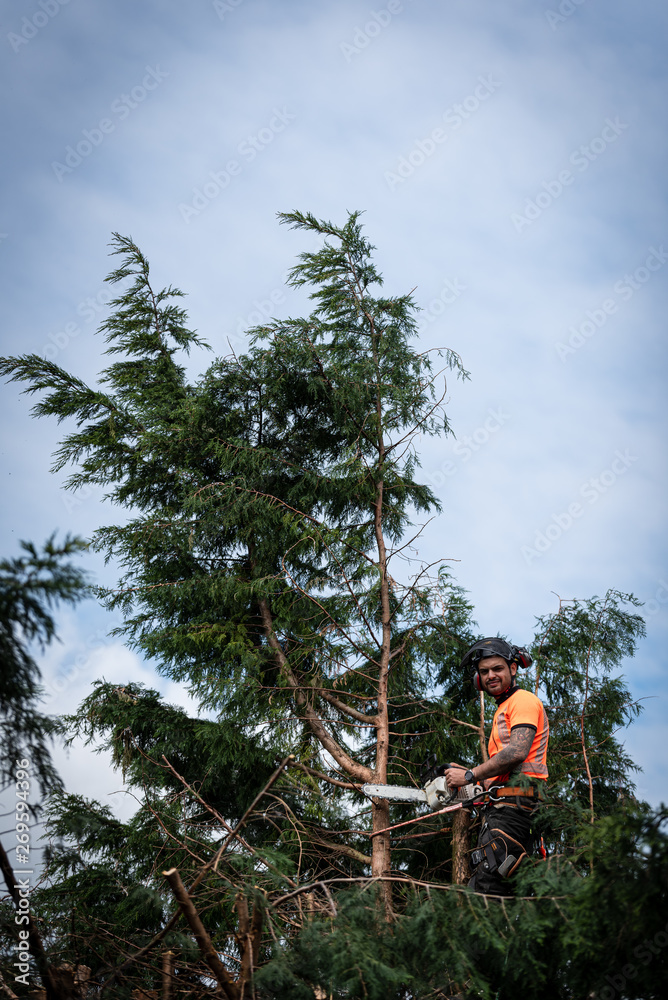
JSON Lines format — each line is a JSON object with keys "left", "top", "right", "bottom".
{"left": 446, "top": 726, "right": 536, "bottom": 788}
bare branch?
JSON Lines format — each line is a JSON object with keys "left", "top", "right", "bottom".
{"left": 258, "top": 598, "right": 373, "bottom": 783}
{"left": 162, "top": 866, "right": 238, "bottom": 1000}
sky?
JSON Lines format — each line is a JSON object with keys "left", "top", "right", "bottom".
{"left": 1, "top": 0, "right": 667, "bottom": 836}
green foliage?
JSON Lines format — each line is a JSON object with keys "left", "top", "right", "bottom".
{"left": 64, "top": 680, "right": 280, "bottom": 817}
{"left": 252, "top": 804, "right": 668, "bottom": 999}
{"left": 0, "top": 213, "right": 472, "bottom": 814}
{"left": 529, "top": 590, "right": 646, "bottom": 850}
{"left": 32, "top": 791, "right": 202, "bottom": 995}
{"left": 0, "top": 534, "right": 90, "bottom": 795}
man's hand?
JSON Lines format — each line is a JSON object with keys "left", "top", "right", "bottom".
{"left": 444, "top": 763, "right": 469, "bottom": 790}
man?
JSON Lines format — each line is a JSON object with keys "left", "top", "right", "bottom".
{"left": 445, "top": 637, "right": 549, "bottom": 895}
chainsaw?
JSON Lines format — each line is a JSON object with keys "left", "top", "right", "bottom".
{"left": 362, "top": 763, "right": 543, "bottom": 840}
{"left": 360, "top": 760, "right": 485, "bottom": 838}
{"left": 363, "top": 768, "right": 483, "bottom": 812}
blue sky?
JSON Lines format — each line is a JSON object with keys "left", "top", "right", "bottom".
{"left": 1, "top": 0, "right": 667, "bottom": 817}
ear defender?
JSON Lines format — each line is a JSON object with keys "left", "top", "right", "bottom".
{"left": 512, "top": 646, "right": 533, "bottom": 670}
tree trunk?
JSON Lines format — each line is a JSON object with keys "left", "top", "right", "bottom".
{"left": 161, "top": 951, "right": 174, "bottom": 1000}
{"left": 235, "top": 892, "right": 262, "bottom": 990}
{"left": 371, "top": 799, "right": 391, "bottom": 898}
{"left": 451, "top": 807, "right": 471, "bottom": 885}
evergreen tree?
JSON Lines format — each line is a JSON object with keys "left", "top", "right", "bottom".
{"left": 0, "top": 214, "right": 473, "bottom": 902}
{"left": 0, "top": 214, "right": 659, "bottom": 999}
{"left": 0, "top": 535, "right": 91, "bottom": 1000}
{"left": 530, "top": 589, "right": 646, "bottom": 850}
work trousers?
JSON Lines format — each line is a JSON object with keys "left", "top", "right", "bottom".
{"left": 468, "top": 802, "right": 535, "bottom": 896}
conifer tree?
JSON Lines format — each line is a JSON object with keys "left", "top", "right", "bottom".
{"left": 0, "top": 213, "right": 472, "bottom": 909}
{"left": 530, "top": 589, "right": 646, "bottom": 842}
{"left": 0, "top": 215, "right": 659, "bottom": 1000}
{"left": 0, "top": 535, "right": 91, "bottom": 1000}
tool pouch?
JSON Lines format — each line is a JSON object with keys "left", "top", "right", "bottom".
{"left": 470, "top": 825, "right": 527, "bottom": 878}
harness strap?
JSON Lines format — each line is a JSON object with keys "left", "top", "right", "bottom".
{"left": 489, "top": 785, "right": 538, "bottom": 798}
{"left": 487, "top": 784, "right": 543, "bottom": 810}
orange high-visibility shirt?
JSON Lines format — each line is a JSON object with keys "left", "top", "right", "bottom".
{"left": 488, "top": 687, "right": 549, "bottom": 783}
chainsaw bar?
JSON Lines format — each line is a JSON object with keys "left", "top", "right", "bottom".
{"left": 362, "top": 783, "right": 427, "bottom": 803}
{"left": 363, "top": 775, "right": 483, "bottom": 811}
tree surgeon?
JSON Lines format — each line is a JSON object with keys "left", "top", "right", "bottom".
{"left": 445, "top": 638, "right": 549, "bottom": 895}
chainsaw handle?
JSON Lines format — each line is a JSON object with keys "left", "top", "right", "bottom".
{"left": 420, "top": 755, "right": 451, "bottom": 785}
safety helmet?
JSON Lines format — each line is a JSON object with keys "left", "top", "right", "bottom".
{"left": 461, "top": 638, "right": 533, "bottom": 691}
